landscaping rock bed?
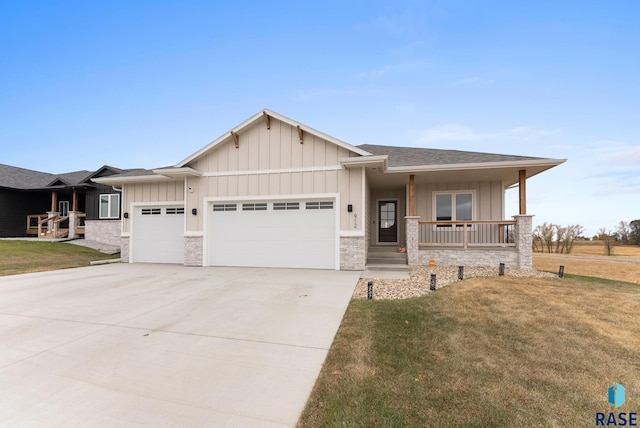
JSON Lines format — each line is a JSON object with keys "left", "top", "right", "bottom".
{"left": 353, "top": 266, "right": 557, "bottom": 300}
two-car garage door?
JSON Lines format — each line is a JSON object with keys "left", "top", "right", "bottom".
{"left": 207, "top": 199, "right": 336, "bottom": 269}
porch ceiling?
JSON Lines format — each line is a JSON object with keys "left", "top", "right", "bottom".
{"left": 365, "top": 163, "right": 558, "bottom": 189}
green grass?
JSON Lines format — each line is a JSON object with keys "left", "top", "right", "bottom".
{"left": 0, "top": 240, "right": 119, "bottom": 276}
{"left": 299, "top": 276, "right": 640, "bottom": 427}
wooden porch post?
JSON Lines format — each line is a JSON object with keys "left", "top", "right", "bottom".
{"left": 519, "top": 169, "right": 526, "bottom": 215}
{"left": 51, "top": 191, "right": 58, "bottom": 212}
{"left": 72, "top": 190, "right": 78, "bottom": 212}
{"left": 409, "top": 174, "right": 415, "bottom": 216}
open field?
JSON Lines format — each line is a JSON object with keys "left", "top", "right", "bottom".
{"left": 300, "top": 276, "right": 640, "bottom": 427}
{"left": 0, "top": 240, "right": 119, "bottom": 276}
{"left": 566, "top": 241, "right": 640, "bottom": 258}
{"left": 534, "top": 243, "right": 640, "bottom": 284}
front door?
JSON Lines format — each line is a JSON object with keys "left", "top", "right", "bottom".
{"left": 378, "top": 200, "right": 397, "bottom": 243}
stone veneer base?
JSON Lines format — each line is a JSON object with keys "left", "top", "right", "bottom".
{"left": 340, "top": 236, "right": 366, "bottom": 270}
{"left": 184, "top": 236, "right": 204, "bottom": 267}
{"left": 418, "top": 247, "right": 518, "bottom": 268}
{"left": 85, "top": 220, "right": 122, "bottom": 248}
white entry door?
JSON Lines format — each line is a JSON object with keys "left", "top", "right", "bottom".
{"left": 132, "top": 206, "right": 184, "bottom": 264}
{"left": 208, "top": 200, "right": 336, "bottom": 269}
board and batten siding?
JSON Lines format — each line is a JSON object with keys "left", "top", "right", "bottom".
{"left": 414, "top": 181, "right": 505, "bottom": 221}
{"left": 183, "top": 118, "right": 363, "bottom": 233}
{"left": 121, "top": 181, "right": 185, "bottom": 233}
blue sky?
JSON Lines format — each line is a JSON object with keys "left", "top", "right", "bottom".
{"left": 1, "top": 1, "right": 638, "bottom": 236}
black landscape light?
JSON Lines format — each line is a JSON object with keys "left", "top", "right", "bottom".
{"left": 430, "top": 274, "right": 436, "bottom": 291}
{"left": 367, "top": 281, "right": 373, "bottom": 300}
{"left": 559, "top": 265, "right": 565, "bottom": 278}
{"left": 458, "top": 266, "right": 464, "bottom": 280}
{"left": 499, "top": 263, "right": 505, "bottom": 276}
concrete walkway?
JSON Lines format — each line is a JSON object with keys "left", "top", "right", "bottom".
{"left": 0, "top": 264, "right": 360, "bottom": 427}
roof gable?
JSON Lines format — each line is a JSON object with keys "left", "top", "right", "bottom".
{"left": 46, "top": 178, "right": 69, "bottom": 187}
{"left": 177, "top": 109, "right": 371, "bottom": 168}
{"left": 81, "top": 165, "right": 125, "bottom": 183}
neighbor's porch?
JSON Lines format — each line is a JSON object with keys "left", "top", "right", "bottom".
{"left": 26, "top": 190, "right": 86, "bottom": 239}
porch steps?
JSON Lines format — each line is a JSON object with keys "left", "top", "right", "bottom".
{"left": 365, "top": 246, "right": 408, "bottom": 272}
{"left": 366, "top": 246, "right": 408, "bottom": 265}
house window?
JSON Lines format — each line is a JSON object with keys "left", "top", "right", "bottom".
{"left": 100, "top": 194, "right": 120, "bottom": 219}
{"left": 433, "top": 191, "right": 474, "bottom": 224}
{"left": 58, "top": 201, "right": 69, "bottom": 217}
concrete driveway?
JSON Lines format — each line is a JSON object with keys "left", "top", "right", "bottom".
{"left": 0, "top": 264, "right": 360, "bottom": 427}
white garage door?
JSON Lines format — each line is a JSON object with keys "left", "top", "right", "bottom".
{"left": 132, "top": 206, "right": 184, "bottom": 264}
{"left": 208, "top": 200, "right": 336, "bottom": 269}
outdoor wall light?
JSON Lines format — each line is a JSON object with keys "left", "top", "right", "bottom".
{"left": 347, "top": 204, "right": 353, "bottom": 212}
{"left": 192, "top": 208, "right": 197, "bottom": 215}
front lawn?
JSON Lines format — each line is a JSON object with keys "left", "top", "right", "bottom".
{"left": 0, "top": 240, "right": 119, "bottom": 276}
{"left": 299, "top": 276, "right": 640, "bottom": 427}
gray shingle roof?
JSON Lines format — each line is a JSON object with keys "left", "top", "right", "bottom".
{"left": 0, "top": 164, "right": 150, "bottom": 190}
{"left": 357, "top": 144, "right": 545, "bottom": 168}
{"left": 0, "top": 164, "right": 57, "bottom": 189}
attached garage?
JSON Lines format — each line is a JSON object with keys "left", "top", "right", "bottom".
{"left": 132, "top": 205, "right": 185, "bottom": 264}
{"left": 207, "top": 199, "right": 336, "bottom": 269}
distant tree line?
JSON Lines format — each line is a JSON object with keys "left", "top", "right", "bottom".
{"left": 533, "top": 223, "right": 585, "bottom": 254}
{"left": 533, "top": 219, "right": 640, "bottom": 256}
{"left": 594, "top": 220, "right": 640, "bottom": 256}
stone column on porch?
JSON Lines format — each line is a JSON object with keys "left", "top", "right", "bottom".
{"left": 68, "top": 211, "right": 79, "bottom": 239}
{"left": 405, "top": 216, "right": 420, "bottom": 265}
{"left": 513, "top": 215, "right": 534, "bottom": 269}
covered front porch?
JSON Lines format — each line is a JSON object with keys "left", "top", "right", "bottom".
{"left": 26, "top": 190, "right": 86, "bottom": 239}
{"left": 364, "top": 165, "right": 534, "bottom": 269}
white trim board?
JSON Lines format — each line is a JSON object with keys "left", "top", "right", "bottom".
{"left": 202, "top": 165, "right": 343, "bottom": 177}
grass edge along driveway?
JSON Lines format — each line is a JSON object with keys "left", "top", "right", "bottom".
{"left": 299, "top": 276, "right": 640, "bottom": 427}
{"left": 0, "top": 240, "right": 118, "bottom": 276}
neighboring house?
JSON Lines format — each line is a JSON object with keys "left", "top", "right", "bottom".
{"left": 0, "top": 164, "right": 144, "bottom": 246}
{"left": 93, "top": 109, "right": 565, "bottom": 270}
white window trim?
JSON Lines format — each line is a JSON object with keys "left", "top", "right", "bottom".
{"left": 99, "top": 194, "right": 121, "bottom": 219}
{"left": 432, "top": 190, "right": 476, "bottom": 230}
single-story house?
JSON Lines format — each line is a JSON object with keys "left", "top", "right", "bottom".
{"left": 93, "top": 109, "right": 565, "bottom": 270}
{"left": 0, "top": 164, "right": 147, "bottom": 245}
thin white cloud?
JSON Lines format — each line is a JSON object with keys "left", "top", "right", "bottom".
{"left": 587, "top": 140, "right": 640, "bottom": 165}
{"left": 453, "top": 76, "right": 495, "bottom": 85}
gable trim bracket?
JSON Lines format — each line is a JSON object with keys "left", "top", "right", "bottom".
{"left": 231, "top": 131, "right": 239, "bottom": 149}
{"left": 297, "top": 125, "right": 304, "bottom": 144}
{"left": 263, "top": 111, "right": 270, "bottom": 129}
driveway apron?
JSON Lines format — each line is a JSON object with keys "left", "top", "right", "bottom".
{"left": 0, "top": 264, "right": 359, "bottom": 427}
